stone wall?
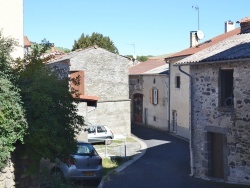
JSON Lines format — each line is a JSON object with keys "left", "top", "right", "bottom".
{"left": 0, "top": 160, "right": 15, "bottom": 188}
{"left": 191, "top": 62, "right": 250, "bottom": 185}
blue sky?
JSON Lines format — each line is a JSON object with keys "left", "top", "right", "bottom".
{"left": 24, "top": 0, "right": 250, "bottom": 56}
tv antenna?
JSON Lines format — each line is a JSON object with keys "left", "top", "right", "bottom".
{"left": 192, "top": 5, "right": 200, "bottom": 30}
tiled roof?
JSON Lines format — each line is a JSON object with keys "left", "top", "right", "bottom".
{"left": 129, "top": 59, "right": 167, "bottom": 75}
{"left": 24, "top": 36, "right": 31, "bottom": 47}
{"left": 174, "top": 33, "right": 250, "bottom": 66}
{"left": 237, "top": 16, "right": 250, "bottom": 23}
{"left": 166, "top": 28, "right": 240, "bottom": 59}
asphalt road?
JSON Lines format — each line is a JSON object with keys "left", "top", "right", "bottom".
{"left": 102, "top": 124, "right": 249, "bottom": 188}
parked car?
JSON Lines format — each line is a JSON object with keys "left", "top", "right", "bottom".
{"left": 87, "top": 125, "right": 114, "bottom": 145}
{"left": 45, "top": 142, "right": 103, "bottom": 186}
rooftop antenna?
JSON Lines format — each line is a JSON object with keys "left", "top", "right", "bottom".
{"left": 129, "top": 43, "right": 136, "bottom": 60}
{"left": 192, "top": 5, "right": 199, "bottom": 30}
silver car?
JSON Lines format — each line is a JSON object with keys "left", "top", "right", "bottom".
{"left": 87, "top": 125, "right": 114, "bottom": 145}
{"left": 50, "top": 142, "right": 103, "bottom": 186}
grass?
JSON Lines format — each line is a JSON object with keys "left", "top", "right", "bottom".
{"left": 102, "top": 157, "right": 126, "bottom": 176}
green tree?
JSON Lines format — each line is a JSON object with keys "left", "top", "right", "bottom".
{"left": 16, "top": 40, "right": 85, "bottom": 172}
{"left": 0, "top": 32, "right": 27, "bottom": 169}
{"left": 72, "top": 32, "right": 119, "bottom": 54}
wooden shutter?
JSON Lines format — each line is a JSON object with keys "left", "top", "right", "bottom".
{"left": 70, "top": 71, "right": 84, "bottom": 95}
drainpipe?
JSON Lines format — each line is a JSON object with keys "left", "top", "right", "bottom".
{"left": 178, "top": 65, "right": 194, "bottom": 176}
{"left": 168, "top": 62, "right": 171, "bottom": 132}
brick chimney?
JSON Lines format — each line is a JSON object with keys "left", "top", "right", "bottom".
{"left": 50, "top": 43, "right": 55, "bottom": 52}
{"left": 225, "top": 20, "right": 235, "bottom": 33}
{"left": 190, "top": 31, "right": 198, "bottom": 47}
{"left": 237, "top": 16, "right": 250, "bottom": 34}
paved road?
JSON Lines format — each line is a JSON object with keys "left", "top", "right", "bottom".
{"left": 103, "top": 124, "right": 249, "bottom": 188}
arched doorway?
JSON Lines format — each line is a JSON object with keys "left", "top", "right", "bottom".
{"left": 133, "top": 93, "right": 143, "bottom": 123}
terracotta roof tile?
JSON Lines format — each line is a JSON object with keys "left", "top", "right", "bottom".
{"left": 166, "top": 28, "right": 240, "bottom": 59}
{"left": 237, "top": 16, "right": 250, "bottom": 23}
{"left": 24, "top": 36, "right": 31, "bottom": 47}
{"left": 129, "top": 59, "right": 166, "bottom": 75}
{"left": 174, "top": 33, "right": 250, "bottom": 66}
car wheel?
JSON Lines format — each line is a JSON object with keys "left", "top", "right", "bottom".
{"left": 105, "top": 138, "right": 112, "bottom": 145}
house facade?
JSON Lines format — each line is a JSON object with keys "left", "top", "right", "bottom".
{"left": 174, "top": 16, "right": 250, "bottom": 185}
{"left": 0, "top": 0, "right": 24, "bottom": 59}
{"left": 48, "top": 46, "right": 131, "bottom": 137}
{"left": 165, "top": 24, "right": 240, "bottom": 140}
{"left": 129, "top": 59, "right": 169, "bottom": 131}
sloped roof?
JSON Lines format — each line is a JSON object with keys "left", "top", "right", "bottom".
{"left": 167, "top": 28, "right": 241, "bottom": 59}
{"left": 237, "top": 16, "right": 250, "bottom": 23}
{"left": 48, "top": 45, "right": 129, "bottom": 64}
{"left": 174, "top": 33, "right": 250, "bottom": 66}
{"left": 129, "top": 59, "right": 167, "bottom": 75}
{"left": 24, "top": 36, "right": 31, "bottom": 47}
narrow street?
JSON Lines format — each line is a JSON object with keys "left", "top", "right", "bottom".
{"left": 103, "top": 124, "right": 249, "bottom": 188}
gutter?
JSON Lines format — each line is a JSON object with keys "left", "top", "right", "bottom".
{"left": 178, "top": 65, "right": 194, "bottom": 176}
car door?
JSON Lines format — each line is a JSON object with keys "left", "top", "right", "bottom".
{"left": 87, "top": 126, "right": 98, "bottom": 143}
{"left": 96, "top": 126, "right": 108, "bottom": 140}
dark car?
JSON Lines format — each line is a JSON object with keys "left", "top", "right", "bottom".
{"left": 46, "top": 142, "right": 103, "bottom": 186}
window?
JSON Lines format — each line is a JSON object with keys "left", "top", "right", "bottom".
{"left": 175, "top": 76, "right": 180, "bottom": 88}
{"left": 150, "top": 88, "right": 158, "bottom": 105}
{"left": 97, "top": 126, "right": 107, "bottom": 133}
{"left": 220, "top": 69, "right": 234, "bottom": 108}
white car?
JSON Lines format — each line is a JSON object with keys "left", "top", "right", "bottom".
{"left": 87, "top": 125, "right": 114, "bottom": 145}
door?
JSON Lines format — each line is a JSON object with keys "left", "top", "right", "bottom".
{"left": 133, "top": 94, "right": 143, "bottom": 123}
{"left": 210, "top": 132, "right": 225, "bottom": 179}
{"left": 172, "top": 110, "right": 177, "bottom": 133}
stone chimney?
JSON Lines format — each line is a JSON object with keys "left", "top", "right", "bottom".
{"left": 190, "top": 31, "right": 198, "bottom": 47}
{"left": 225, "top": 20, "right": 235, "bottom": 33}
{"left": 237, "top": 16, "right": 250, "bottom": 33}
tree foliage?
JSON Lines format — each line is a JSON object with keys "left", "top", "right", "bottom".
{"left": 72, "top": 32, "right": 119, "bottom": 54}
{"left": 126, "top": 55, "right": 149, "bottom": 62}
{"left": 16, "top": 40, "right": 85, "bottom": 171}
{"left": 0, "top": 32, "right": 27, "bottom": 169}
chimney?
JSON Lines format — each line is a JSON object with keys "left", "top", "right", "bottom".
{"left": 190, "top": 31, "right": 198, "bottom": 47}
{"left": 237, "top": 16, "right": 250, "bottom": 34}
{"left": 225, "top": 20, "right": 235, "bottom": 33}
{"left": 50, "top": 43, "right": 55, "bottom": 52}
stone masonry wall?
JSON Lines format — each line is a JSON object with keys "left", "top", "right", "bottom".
{"left": 191, "top": 62, "right": 250, "bottom": 185}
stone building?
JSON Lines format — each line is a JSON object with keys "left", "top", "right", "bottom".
{"left": 48, "top": 46, "right": 131, "bottom": 137}
{"left": 174, "top": 16, "right": 250, "bottom": 185}
{"left": 165, "top": 23, "right": 240, "bottom": 140}
{"left": 129, "top": 59, "right": 169, "bottom": 131}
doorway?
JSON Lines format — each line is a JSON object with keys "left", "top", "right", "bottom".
{"left": 133, "top": 93, "right": 143, "bottom": 123}
{"left": 208, "top": 132, "right": 225, "bottom": 179}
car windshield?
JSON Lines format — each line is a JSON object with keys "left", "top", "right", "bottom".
{"left": 76, "top": 143, "right": 98, "bottom": 156}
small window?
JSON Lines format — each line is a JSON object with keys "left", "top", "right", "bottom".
{"left": 153, "top": 116, "right": 156, "bottom": 121}
{"left": 152, "top": 88, "right": 158, "bottom": 105}
{"left": 220, "top": 69, "right": 234, "bottom": 108}
{"left": 175, "top": 76, "right": 180, "bottom": 88}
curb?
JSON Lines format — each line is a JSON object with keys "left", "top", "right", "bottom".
{"left": 98, "top": 134, "right": 147, "bottom": 188}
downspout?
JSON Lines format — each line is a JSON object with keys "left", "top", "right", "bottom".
{"left": 178, "top": 65, "right": 194, "bottom": 176}
{"left": 168, "top": 63, "right": 171, "bottom": 132}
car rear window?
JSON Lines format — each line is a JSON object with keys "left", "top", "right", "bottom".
{"left": 76, "top": 143, "right": 98, "bottom": 156}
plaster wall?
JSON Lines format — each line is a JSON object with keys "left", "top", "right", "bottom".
{"left": 170, "top": 63, "right": 190, "bottom": 139}
{"left": 0, "top": 0, "right": 24, "bottom": 59}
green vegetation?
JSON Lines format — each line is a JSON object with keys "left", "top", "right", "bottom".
{"left": 15, "top": 40, "right": 85, "bottom": 172}
{"left": 72, "top": 32, "right": 119, "bottom": 54}
{"left": 31, "top": 41, "right": 70, "bottom": 53}
{"left": 0, "top": 32, "right": 27, "bottom": 169}
{"left": 126, "top": 55, "right": 153, "bottom": 62}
